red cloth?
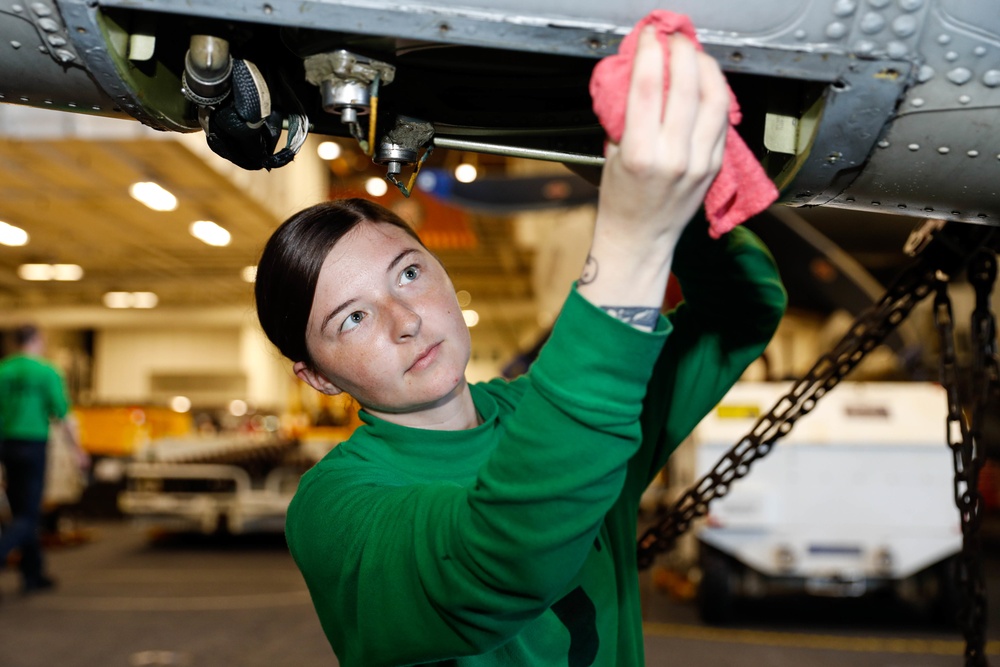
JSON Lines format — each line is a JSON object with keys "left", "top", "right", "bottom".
{"left": 589, "top": 10, "right": 778, "bottom": 238}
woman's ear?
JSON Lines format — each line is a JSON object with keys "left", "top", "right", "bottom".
{"left": 293, "top": 361, "right": 343, "bottom": 396}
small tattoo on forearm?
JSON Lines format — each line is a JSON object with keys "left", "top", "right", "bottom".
{"left": 600, "top": 306, "right": 659, "bottom": 329}
{"left": 580, "top": 255, "right": 598, "bottom": 285}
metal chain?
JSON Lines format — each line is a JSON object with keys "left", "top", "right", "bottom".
{"left": 636, "top": 222, "right": 998, "bottom": 570}
{"left": 936, "top": 250, "right": 999, "bottom": 666}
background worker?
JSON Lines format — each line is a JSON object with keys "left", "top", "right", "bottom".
{"left": 0, "top": 324, "right": 87, "bottom": 594}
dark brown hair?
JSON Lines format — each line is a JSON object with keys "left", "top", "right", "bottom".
{"left": 13, "top": 324, "right": 39, "bottom": 348}
{"left": 254, "top": 198, "right": 423, "bottom": 365}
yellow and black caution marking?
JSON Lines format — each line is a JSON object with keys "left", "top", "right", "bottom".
{"left": 643, "top": 622, "right": 1000, "bottom": 656}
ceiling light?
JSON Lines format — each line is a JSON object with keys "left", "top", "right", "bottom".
{"left": 17, "top": 263, "right": 83, "bottom": 281}
{"left": 242, "top": 265, "right": 257, "bottom": 283}
{"left": 0, "top": 221, "right": 29, "bottom": 246}
{"left": 456, "top": 289, "right": 472, "bottom": 307}
{"left": 317, "top": 141, "right": 342, "bottom": 160}
{"left": 18, "top": 264, "right": 53, "bottom": 281}
{"left": 103, "top": 291, "right": 132, "bottom": 308}
{"left": 190, "top": 220, "right": 231, "bottom": 247}
{"left": 229, "top": 399, "right": 248, "bottom": 417}
{"left": 129, "top": 181, "right": 178, "bottom": 212}
{"left": 170, "top": 396, "right": 192, "bottom": 413}
{"left": 454, "top": 163, "right": 478, "bottom": 183}
{"left": 103, "top": 291, "right": 159, "bottom": 309}
{"left": 132, "top": 292, "right": 159, "bottom": 308}
{"left": 52, "top": 264, "right": 84, "bottom": 281}
{"left": 365, "top": 177, "right": 389, "bottom": 197}
{"left": 462, "top": 309, "right": 480, "bottom": 327}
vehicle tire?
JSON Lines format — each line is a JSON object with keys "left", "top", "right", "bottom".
{"left": 698, "top": 545, "right": 738, "bottom": 625}
{"left": 930, "top": 555, "right": 962, "bottom": 628}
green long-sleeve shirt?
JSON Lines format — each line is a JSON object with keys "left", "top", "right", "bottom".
{"left": 0, "top": 353, "right": 70, "bottom": 441}
{"left": 285, "top": 219, "right": 787, "bottom": 666}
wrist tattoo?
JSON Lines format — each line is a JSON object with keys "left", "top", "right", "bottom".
{"left": 600, "top": 306, "right": 659, "bottom": 329}
{"left": 580, "top": 255, "right": 598, "bottom": 285}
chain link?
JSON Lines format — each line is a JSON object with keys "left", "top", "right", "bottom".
{"left": 637, "top": 222, "right": 1000, "bottom": 664}
{"left": 636, "top": 222, "right": 998, "bottom": 569}
{"left": 936, "top": 249, "right": 999, "bottom": 666}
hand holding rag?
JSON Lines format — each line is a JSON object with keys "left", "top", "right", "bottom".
{"left": 590, "top": 10, "right": 778, "bottom": 238}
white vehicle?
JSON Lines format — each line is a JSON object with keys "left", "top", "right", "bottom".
{"left": 118, "top": 433, "right": 332, "bottom": 535}
{"left": 692, "top": 382, "right": 961, "bottom": 623}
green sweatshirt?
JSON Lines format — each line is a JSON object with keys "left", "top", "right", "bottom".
{"left": 0, "top": 353, "right": 70, "bottom": 441}
{"left": 285, "top": 219, "right": 787, "bottom": 666}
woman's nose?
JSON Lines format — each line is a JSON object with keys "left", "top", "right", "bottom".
{"left": 389, "top": 300, "right": 421, "bottom": 340}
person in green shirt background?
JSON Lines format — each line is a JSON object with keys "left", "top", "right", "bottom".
{"left": 253, "top": 30, "right": 786, "bottom": 666}
{"left": 0, "top": 323, "right": 87, "bottom": 594}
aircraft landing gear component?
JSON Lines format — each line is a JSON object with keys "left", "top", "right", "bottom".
{"left": 181, "top": 35, "right": 309, "bottom": 171}
{"left": 305, "top": 50, "right": 395, "bottom": 155}
{"left": 374, "top": 117, "right": 435, "bottom": 197}
{"left": 181, "top": 35, "right": 233, "bottom": 107}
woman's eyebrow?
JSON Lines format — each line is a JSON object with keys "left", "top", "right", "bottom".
{"left": 387, "top": 248, "right": 420, "bottom": 274}
{"left": 320, "top": 297, "right": 357, "bottom": 335}
{"left": 318, "top": 248, "right": 422, "bottom": 334}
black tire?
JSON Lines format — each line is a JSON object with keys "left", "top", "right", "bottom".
{"left": 930, "top": 555, "right": 962, "bottom": 628}
{"left": 698, "top": 544, "right": 738, "bottom": 625}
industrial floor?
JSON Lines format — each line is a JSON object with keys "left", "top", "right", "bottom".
{"left": 0, "top": 519, "right": 997, "bottom": 667}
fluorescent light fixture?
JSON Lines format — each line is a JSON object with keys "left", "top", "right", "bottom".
{"left": 129, "top": 181, "right": 178, "bottom": 212}
{"left": 103, "top": 291, "right": 158, "bottom": 308}
{"left": 241, "top": 265, "right": 257, "bottom": 283}
{"left": 52, "top": 264, "right": 84, "bottom": 281}
{"left": 190, "top": 220, "right": 231, "bottom": 247}
{"left": 132, "top": 292, "right": 159, "bottom": 308}
{"left": 17, "top": 263, "right": 83, "bottom": 281}
{"left": 0, "top": 221, "right": 28, "bottom": 246}
{"left": 365, "top": 177, "right": 389, "bottom": 197}
{"left": 317, "top": 141, "right": 342, "bottom": 160}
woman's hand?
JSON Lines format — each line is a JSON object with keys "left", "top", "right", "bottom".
{"left": 579, "top": 27, "right": 730, "bottom": 318}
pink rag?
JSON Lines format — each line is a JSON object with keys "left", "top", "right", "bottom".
{"left": 590, "top": 11, "right": 778, "bottom": 238}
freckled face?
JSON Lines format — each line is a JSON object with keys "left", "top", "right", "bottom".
{"left": 302, "top": 222, "right": 471, "bottom": 420}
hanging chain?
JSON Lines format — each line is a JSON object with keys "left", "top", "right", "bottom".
{"left": 936, "top": 250, "right": 999, "bottom": 666}
{"left": 636, "top": 221, "right": 999, "bottom": 570}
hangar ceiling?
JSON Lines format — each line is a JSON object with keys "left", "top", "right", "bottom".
{"left": 0, "top": 104, "right": 926, "bottom": 333}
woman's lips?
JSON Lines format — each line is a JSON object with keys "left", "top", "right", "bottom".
{"left": 408, "top": 342, "right": 441, "bottom": 372}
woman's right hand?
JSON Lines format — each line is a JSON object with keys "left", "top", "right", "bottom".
{"left": 600, "top": 27, "right": 730, "bottom": 248}
{"left": 579, "top": 27, "right": 731, "bottom": 312}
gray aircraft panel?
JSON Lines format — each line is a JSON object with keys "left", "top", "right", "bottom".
{"left": 0, "top": 0, "right": 998, "bottom": 223}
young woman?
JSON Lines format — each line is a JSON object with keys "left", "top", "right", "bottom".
{"left": 254, "top": 30, "right": 786, "bottom": 667}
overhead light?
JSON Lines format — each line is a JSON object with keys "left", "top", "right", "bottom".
{"left": 190, "top": 220, "right": 231, "bottom": 247}
{"left": 365, "top": 177, "right": 389, "bottom": 197}
{"left": 462, "top": 309, "right": 480, "bottom": 327}
{"left": 132, "top": 292, "right": 159, "bottom": 308}
{"left": 242, "top": 265, "right": 257, "bottom": 283}
{"left": 52, "top": 264, "right": 84, "bottom": 281}
{"left": 229, "top": 399, "right": 248, "bottom": 417}
{"left": 129, "top": 181, "right": 178, "bottom": 212}
{"left": 454, "top": 163, "right": 478, "bottom": 183}
{"left": 18, "top": 263, "right": 83, "bottom": 281}
{"left": 317, "top": 141, "right": 342, "bottom": 160}
{"left": 0, "top": 221, "right": 28, "bottom": 246}
{"left": 103, "top": 291, "right": 159, "bottom": 309}
{"left": 456, "top": 289, "right": 472, "bottom": 307}
{"left": 170, "top": 396, "right": 192, "bottom": 413}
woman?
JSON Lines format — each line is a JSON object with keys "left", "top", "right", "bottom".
{"left": 254, "top": 30, "right": 786, "bottom": 666}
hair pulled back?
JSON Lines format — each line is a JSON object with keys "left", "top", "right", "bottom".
{"left": 254, "top": 198, "right": 422, "bottom": 366}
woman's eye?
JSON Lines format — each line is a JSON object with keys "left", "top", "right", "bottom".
{"left": 341, "top": 311, "right": 365, "bottom": 332}
{"left": 400, "top": 265, "right": 421, "bottom": 285}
